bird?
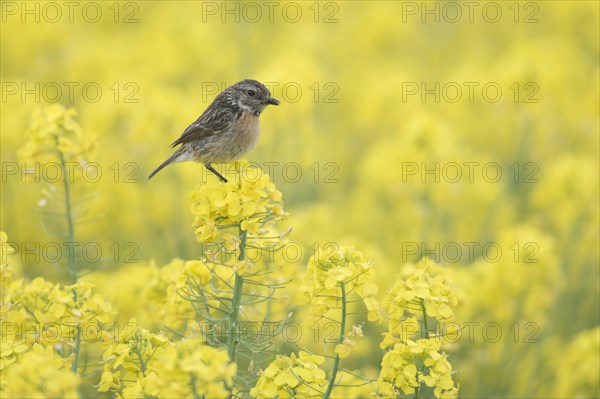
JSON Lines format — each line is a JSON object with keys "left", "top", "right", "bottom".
{"left": 148, "top": 79, "right": 280, "bottom": 182}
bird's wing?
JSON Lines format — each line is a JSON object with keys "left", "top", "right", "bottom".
{"left": 170, "top": 105, "right": 237, "bottom": 147}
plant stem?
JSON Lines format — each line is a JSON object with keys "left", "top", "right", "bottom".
{"left": 58, "top": 150, "right": 76, "bottom": 284}
{"left": 132, "top": 341, "right": 147, "bottom": 377}
{"left": 419, "top": 298, "right": 429, "bottom": 338}
{"left": 323, "top": 281, "right": 346, "bottom": 399}
{"left": 228, "top": 273, "right": 244, "bottom": 361}
{"left": 238, "top": 229, "right": 247, "bottom": 262}
{"left": 227, "top": 227, "right": 246, "bottom": 362}
{"left": 58, "top": 149, "right": 82, "bottom": 380}
{"left": 71, "top": 325, "right": 81, "bottom": 373}
{"left": 414, "top": 299, "right": 430, "bottom": 399}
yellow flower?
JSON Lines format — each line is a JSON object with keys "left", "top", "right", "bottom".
{"left": 324, "top": 266, "right": 354, "bottom": 289}
{"left": 383, "top": 258, "right": 457, "bottom": 347}
{"left": 378, "top": 260, "right": 459, "bottom": 398}
{"left": 2, "top": 276, "right": 114, "bottom": 351}
{"left": 251, "top": 351, "right": 327, "bottom": 398}
{"left": 18, "top": 104, "right": 96, "bottom": 170}
{"left": 100, "top": 320, "right": 235, "bottom": 398}
{"left": 378, "top": 338, "right": 458, "bottom": 398}
{"left": 301, "top": 245, "right": 381, "bottom": 322}
{"left": 350, "top": 323, "right": 364, "bottom": 338}
{"left": 190, "top": 161, "right": 287, "bottom": 244}
{"left": 1, "top": 343, "right": 80, "bottom": 398}
{"left": 0, "top": 335, "right": 29, "bottom": 370}
{"left": 98, "top": 369, "right": 121, "bottom": 392}
{"left": 335, "top": 337, "right": 356, "bottom": 358}
{"left": 181, "top": 259, "right": 211, "bottom": 286}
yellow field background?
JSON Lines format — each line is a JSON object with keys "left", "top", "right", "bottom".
{"left": 1, "top": 1, "right": 599, "bottom": 398}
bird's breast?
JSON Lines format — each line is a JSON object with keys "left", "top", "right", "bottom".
{"left": 189, "top": 111, "right": 262, "bottom": 163}
{"left": 234, "top": 111, "right": 261, "bottom": 150}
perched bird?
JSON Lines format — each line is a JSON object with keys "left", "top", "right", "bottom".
{"left": 148, "top": 79, "right": 280, "bottom": 182}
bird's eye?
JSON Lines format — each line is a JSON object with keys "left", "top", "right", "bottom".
{"left": 247, "top": 89, "right": 256, "bottom": 96}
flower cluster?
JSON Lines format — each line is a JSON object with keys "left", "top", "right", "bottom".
{"left": 0, "top": 343, "right": 80, "bottom": 398}
{"left": 378, "top": 259, "right": 459, "bottom": 399}
{"left": 0, "top": 242, "right": 114, "bottom": 398}
{"left": 300, "top": 245, "right": 381, "bottom": 323}
{"left": 139, "top": 258, "right": 214, "bottom": 332}
{"left": 382, "top": 259, "right": 458, "bottom": 347}
{"left": 2, "top": 277, "right": 113, "bottom": 348}
{"left": 190, "top": 162, "right": 286, "bottom": 243}
{"left": 5, "top": 278, "right": 113, "bottom": 321}
{"left": 18, "top": 104, "right": 96, "bottom": 169}
{"left": 250, "top": 351, "right": 327, "bottom": 398}
{"left": 378, "top": 339, "right": 458, "bottom": 399}
{"left": 100, "top": 318, "right": 236, "bottom": 398}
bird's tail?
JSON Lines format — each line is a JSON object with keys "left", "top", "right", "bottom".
{"left": 148, "top": 152, "right": 180, "bottom": 179}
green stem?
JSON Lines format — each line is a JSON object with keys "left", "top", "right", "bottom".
{"left": 323, "top": 281, "right": 347, "bottom": 399}
{"left": 71, "top": 325, "right": 81, "bottom": 373}
{"left": 132, "top": 342, "right": 147, "bottom": 377}
{"left": 58, "top": 149, "right": 81, "bottom": 381}
{"left": 238, "top": 229, "right": 247, "bottom": 262}
{"left": 58, "top": 150, "right": 76, "bottom": 284}
{"left": 227, "top": 227, "right": 246, "bottom": 363}
{"left": 419, "top": 298, "right": 429, "bottom": 338}
{"left": 190, "top": 375, "right": 199, "bottom": 399}
{"left": 414, "top": 299, "right": 430, "bottom": 399}
{"left": 228, "top": 273, "right": 244, "bottom": 362}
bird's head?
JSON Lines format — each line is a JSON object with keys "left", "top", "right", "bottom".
{"left": 230, "top": 79, "right": 280, "bottom": 115}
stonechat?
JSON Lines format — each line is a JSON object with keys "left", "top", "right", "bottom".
{"left": 148, "top": 79, "right": 279, "bottom": 182}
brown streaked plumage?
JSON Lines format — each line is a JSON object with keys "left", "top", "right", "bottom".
{"left": 148, "top": 79, "right": 279, "bottom": 182}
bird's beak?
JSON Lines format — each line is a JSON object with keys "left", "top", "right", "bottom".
{"left": 266, "top": 97, "right": 280, "bottom": 106}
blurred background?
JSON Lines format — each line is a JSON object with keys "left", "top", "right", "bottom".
{"left": 2, "top": 1, "right": 598, "bottom": 397}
